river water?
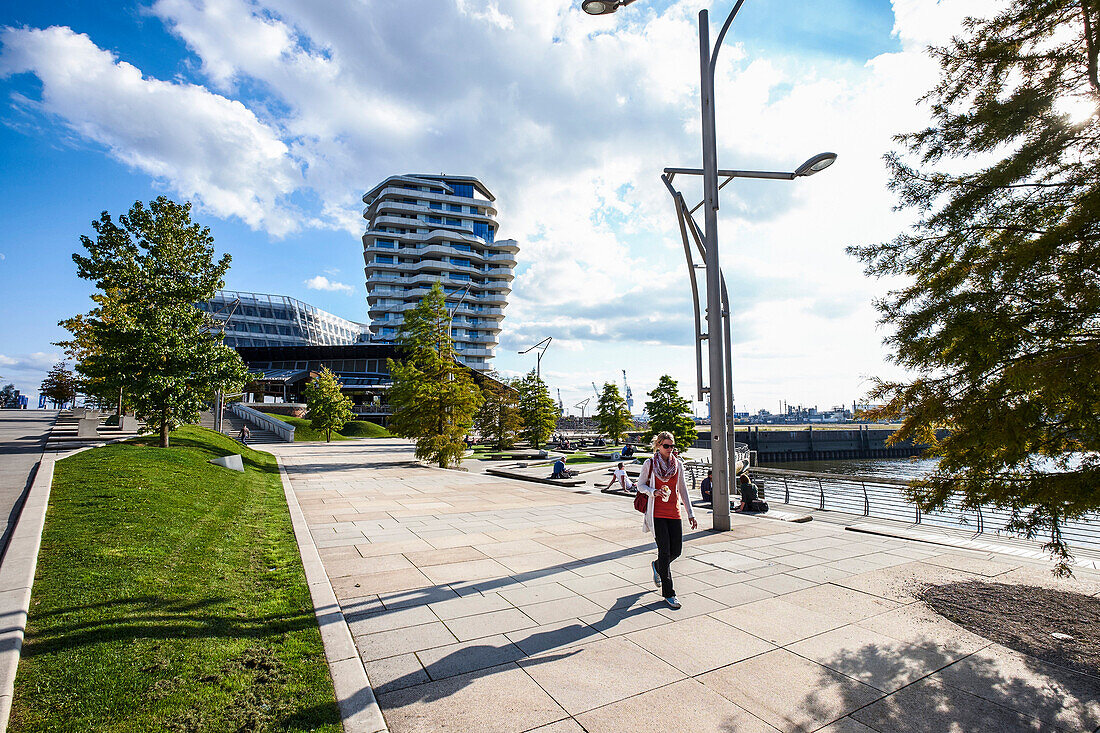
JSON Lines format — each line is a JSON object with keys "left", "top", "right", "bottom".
{"left": 767, "top": 456, "right": 939, "bottom": 481}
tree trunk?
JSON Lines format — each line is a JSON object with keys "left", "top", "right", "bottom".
{"left": 326, "top": 429, "right": 331, "bottom": 442}
{"left": 160, "top": 409, "right": 170, "bottom": 448}
{"left": 117, "top": 385, "right": 123, "bottom": 420}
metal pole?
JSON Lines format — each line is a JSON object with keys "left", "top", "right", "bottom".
{"left": 699, "top": 8, "right": 731, "bottom": 531}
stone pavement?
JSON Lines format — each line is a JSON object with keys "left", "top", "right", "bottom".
{"left": 271, "top": 439, "right": 1100, "bottom": 733}
{"left": 0, "top": 411, "right": 57, "bottom": 561}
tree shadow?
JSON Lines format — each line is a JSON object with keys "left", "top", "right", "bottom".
{"left": 800, "top": 633, "right": 1100, "bottom": 731}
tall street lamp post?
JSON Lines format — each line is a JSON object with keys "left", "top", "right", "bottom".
{"left": 583, "top": 0, "right": 836, "bottom": 530}
{"left": 518, "top": 336, "right": 553, "bottom": 383}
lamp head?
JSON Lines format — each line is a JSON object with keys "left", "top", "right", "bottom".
{"left": 795, "top": 152, "right": 837, "bottom": 177}
{"left": 582, "top": 0, "right": 617, "bottom": 13}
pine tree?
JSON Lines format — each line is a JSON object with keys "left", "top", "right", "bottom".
{"left": 303, "top": 366, "right": 353, "bottom": 442}
{"left": 474, "top": 376, "right": 522, "bottom": 450}
{"left": 596, "top": 382, "right": 632, "bottom": 444}
{"left": 515, "top": 371, "right": 557, "bottom": 449}
{"left": 849, "top": 1, "right": 1100, "bottom": 573}
{"left": 387, "top": 283, "right": 483, "bottom": 467}
{"left": 644, "top": 375, "right": 698, "bottom": 451}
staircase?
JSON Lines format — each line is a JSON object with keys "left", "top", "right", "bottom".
{"left": 197, "top": 408, "right": 284, "bottom": 445}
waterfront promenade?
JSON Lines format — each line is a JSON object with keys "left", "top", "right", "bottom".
{"left": 271, "top": 439, "right": 1100, "bottom": 733}
{"left": 0, "top": 411, "right": 56, "bottom": 560}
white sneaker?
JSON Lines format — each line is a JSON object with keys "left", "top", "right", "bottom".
{"left": 665, "top": 595, "right": 681, "bottom": 610}
{"left": 651, "top": 561, "right": 661, "bottom": 588}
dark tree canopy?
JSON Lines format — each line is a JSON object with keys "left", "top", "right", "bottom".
{"left": 515, "top": 371, "right": 557, "bottom": 449}
{"left": 39, "top": 362, "right": 77, "bottom": 407}
{"left": 849, "top": 0, "right": 1100, "bottom": 572}
{"left": 596, "top": 382, "right": 632, "bottom": 444}
{"left": 474, "top": 375, "right": 522, "bottom": 451}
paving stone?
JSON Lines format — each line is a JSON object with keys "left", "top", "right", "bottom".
{"left": 521, "top": 595, "right": 605, "bottom": 625}
{"left": 330, "top": 567, "right": 433, "bottom": 599}
{"left": 419, "top": 557, "right": 513, "bottom": 585}
{"left": 934, "top": 643, "right": 1100, "bottom": 731}
{"left": 744, "top": 572, "right": 820, "bottom": 596}
{"left": 498, "top": 581, "right": 576, "bottom": 607}
{"left": 781, "top": 583, "right": 899, "bottom": 624}
{"left": 786, "top": 625, "right": 955, "bottom": 693}
{"left": 580, "top": 605, "right": 671, "bottom": 637}
{"left": 699, "top": 580, "right": 776, "bottom": 608}
{"left": 855, "top": 603, "right": 990, "bottom": 655}
{"left": 443, "top": 607, "right": 537, "bottom": 642}
{"left": 403, "top": 545, "right": 487, "bottom": 567}
{"left": 711, "top": 596, "right": 846, "bottom": 646}
{"left": 851, "top": 675, "right": 1057, "bottom": 732}
{"left": 377, "top": 662, "right": 568, "bottom": 733}
{"left": 414, "top": 633, "right": 526, "bottom": 681}
{"left": 626, "top": 615, "right": 776, "bottom": 677}
{"left": 506, "top": 618, "right": 605, "bottom": 657}
{"left": 427, "top": 591, "right": 512, "bottom": 620}
{"left": 699, "top": 648, "right": 884, "bottom": 731}
{"left": 354, "top": 621, "right": 458, "bottom": 661}
{"left": 362, "top": 652, "right": 430, "bottom": 695}
{"left": 576, "top": 677, "right": 779, "bottom": 733}
{"left": 346, "top": 604, "right": 438, "bottom": 637}
{"left": 517, "top": 636, "right": 685, "bottom": 715}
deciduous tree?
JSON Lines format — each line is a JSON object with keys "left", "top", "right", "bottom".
{"left": 515, "top": 371, "right": 557, "bottom": 449}
{"left": 303, "top": 366, "right": 353, "bottom": 442}
{"left": 387, "top": 283, "right": 483, "bottom": 467}
{"left": 39, "top": 362, "right": 77, "bottom": 408}
{"left": 596, "top": 382, "right": 632, "bottom": 444}
{"left": 849, "top": 0, "right": 1100, "bottom": 573}
{"left": 644, "top": 375, "right": 698, "bottom": 451}
{"left": 474, "top": 376, "right": 522, "bottom": 450}
{"left": 67, "top": 197, "right": 249, "bottom": 447}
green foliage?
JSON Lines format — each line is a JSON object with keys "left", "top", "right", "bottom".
{"left": 644, "top": 375, "right": 698, "bottom": 450}
{"left": 387, "top": 283, "right": 483, "bottom": 467}
{"left": 0, "top": 383, "right": 18, "bottom": 408}
{"left": 39, "top": 361, "right": 77, "bottom": 407}
{"left": 515, "top": 370, "right": 557, "bottom": 449}
{"left": 64, "top": 197, "right": 249, "bottom": 447}
{"left": 302, "top": 367, "right": 354, "bottom": 442}
{"left": 596, "top": 382, "right": 632, "bottom": 443}
{"left": 474, "top": 375, "right": 522, "bottom": 450}
{"left": 338, "top": 420, "right": 391, "bottom": 438}
{"left": 848, "top": 0, "right": 1100, "bottom": 573}
{"left": 8, "top": 426, "right": 340, "bottom": 731}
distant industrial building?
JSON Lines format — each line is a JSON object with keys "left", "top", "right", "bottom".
{"left": 361, "top": 174, "right": 518, "bottom": 371}
{"left": 200, "top": 290, "right": 369, "bottom": 349}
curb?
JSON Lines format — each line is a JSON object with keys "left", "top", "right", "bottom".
{"left": 274, "top": 457, "right": 389, "bottom": 733}
{"left": 0, "top": 454, "right": 55, "bottom": 731}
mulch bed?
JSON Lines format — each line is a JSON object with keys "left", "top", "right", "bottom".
{"left": 920, "top": 581, "right": 1100, "bottom": 678}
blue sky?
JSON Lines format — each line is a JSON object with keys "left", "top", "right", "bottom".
{"left": 0, "top": 0, "right": 996, "bottom": 413}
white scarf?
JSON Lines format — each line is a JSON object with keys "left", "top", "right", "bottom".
{"left": 652, "top": 450, "right": 678, "bottom": 480}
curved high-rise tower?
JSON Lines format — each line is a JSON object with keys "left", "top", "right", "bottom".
{"left": 361, "top": 174, "right": 518, "bottom": 371}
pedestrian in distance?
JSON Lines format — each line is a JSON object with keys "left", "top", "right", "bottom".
{"left": 700, "top": 469, "right": 713, "bottom": 504}
{"left": 636, "top": 430, "right": 697, "bottom": 609}
{"left": 239, "top": 423, "right": 250, "bottom": 446}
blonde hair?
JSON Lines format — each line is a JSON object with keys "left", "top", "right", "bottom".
{"left": 651, "top": 431, "right": 675, "bottom": 452}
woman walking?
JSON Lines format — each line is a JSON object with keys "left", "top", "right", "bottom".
{"left": 637, "top": 431, "right": 697, "bottom": 609}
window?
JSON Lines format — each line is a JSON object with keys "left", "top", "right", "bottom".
{"left": 449, "top": 272, "right": 471, "bottom": 282}
{"left": 446, "top": 217, "right": 462, "bottom": 226}
{"left": 429, "top": 202, "right": 442, "bottom": 210}
{"left": 451, "top": 183, "right": 474, "bottom": 198}
{"left": 447, "top": 204, "right": 462, "bottom": 212}
{"left": 426, "top": 216, "right": 441, "bottom": 224}
{"left": 453, "top": 243, "right": 472, "bottom": 252}
{"left": 375, "top": 255, "right": 394, "bottom": 263}
{"left": 472, "top": 221, "right": 489, "bottom": 241}
{"left": 450, "top": 258, "right": 471, "bottom": 267}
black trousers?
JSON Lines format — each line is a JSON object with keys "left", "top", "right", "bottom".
{"left": 653, "top": 517, "right": 683, "bottom": 598}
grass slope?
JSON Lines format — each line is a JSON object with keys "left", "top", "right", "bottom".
{"left": 9, "top": 426, "right": 341, "bottom": 733}
{"left": 263, "top": 414, "right": 391, "bottom": 442}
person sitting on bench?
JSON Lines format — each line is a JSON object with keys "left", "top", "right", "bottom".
{"left": 620, "top": 443, "right": 635, "bottom": 458}
{"left": 735, "top": 472, "right": 767, "bottom": 512}
{"left": 700, "top": 469, "right": 712, "bottom": 504}
{"left": 551, "top": 457, "right": 575, "bottom": 479}
{"left": 603, "top": 462, "right": 636, "bottom": 493}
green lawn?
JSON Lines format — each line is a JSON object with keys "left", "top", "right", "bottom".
{"left": 9, "top": 426, "right": 341, "bottom": 732}
{"left": 565, "top": 453, "right": 605, "bottom": 464}
{"left": 264, "top": 414, "right": 391, "bottom": 441}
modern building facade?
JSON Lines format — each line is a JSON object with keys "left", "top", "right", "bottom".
{"left": 200, "top": 290, "right": 369, "bottom": 349}
{"left": 361, "top": 174, "right": 518, "bottom": 371}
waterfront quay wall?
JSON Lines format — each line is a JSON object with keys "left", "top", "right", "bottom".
{"left": 693, "top": 425, "right": 933, "bottom": 463}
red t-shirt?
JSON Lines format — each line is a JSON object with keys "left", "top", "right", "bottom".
{"left": 652, "top": 470, "right": 681, "bottom": 519}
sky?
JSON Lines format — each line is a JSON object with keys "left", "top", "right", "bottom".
{"left": 0, "top": 0, "right": 1001, "bottom": 415}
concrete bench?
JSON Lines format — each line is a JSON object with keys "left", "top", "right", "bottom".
{"left": 484, "top": 468, "right": 586, "bottom": 487}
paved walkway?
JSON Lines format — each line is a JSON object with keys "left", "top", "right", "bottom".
{"left": 0, "top": 411, "right": 57, "bottom": 562}
{"left": 271, "top": 439, "right": 1100, "bottom": 733}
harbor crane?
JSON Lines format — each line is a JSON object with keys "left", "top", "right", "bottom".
{"left": 622, "top": 370, "right": 634, "bottom": 413}
{"left": 557, "top": 388, "right": 564, "bottom": 414}
{"left": 591, "top": 381, "right": 600, "bottom": 399}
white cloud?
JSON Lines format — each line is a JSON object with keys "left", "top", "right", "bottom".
{"left": 0, "top": 0, "right": 1007, "bottom": 410}
{"left": 0, "top": 25, "right": 304, "bottom": 235}
{"left": 304, "top": 275, "right": 353, "bottom": 293}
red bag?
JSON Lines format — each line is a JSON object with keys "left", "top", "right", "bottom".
{"left": 633, "top": 492, "right": 648, "bottom": 513}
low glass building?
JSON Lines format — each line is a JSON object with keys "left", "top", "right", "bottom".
{"left": 199, "top": 290, "right": 369, "bottom": 348}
